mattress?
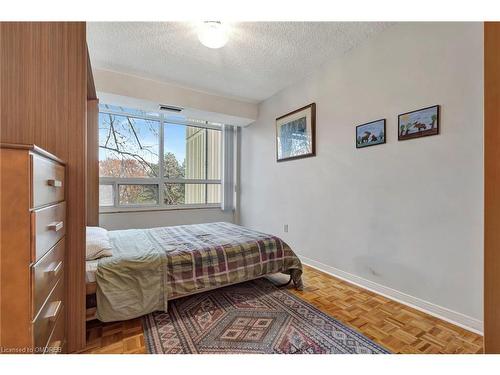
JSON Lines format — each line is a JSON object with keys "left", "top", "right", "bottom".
{"left": 95, "top": 222, "right": 303, "bottom": 322}
{"left": 86, "top": 259, "right": 99, "bottom": 284}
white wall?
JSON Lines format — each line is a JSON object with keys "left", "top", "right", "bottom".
{"left": 240, "top": 23, "right": 484, "bottom": 330}
{"left": 100, "top": 208, "right": 234, "bottom": 231}
{"left": 94, "top": 68, "right": 257, "bottom": 126}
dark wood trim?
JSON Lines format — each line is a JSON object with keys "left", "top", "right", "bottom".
{"left": 484, "top": 21, "right": 500, "bottom": 354}
{"left": 86, "top": 99, "right": 99, "bottom": 226}
{"left": 86, "top": 282, "right": 97, "bottom": 296}
{"left": 275, "top": 103, "right": 316, "bottom": 162}
{"left": 86, "top": 44, "right": 97, "bottom": 101}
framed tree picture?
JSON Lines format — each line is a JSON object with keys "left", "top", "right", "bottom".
{"left": 356, "top": 119, "right": 386, "bottom": 148}
{"left": 398, "top": 105, "right": 440, "bottom": 141}
{"left": 276, "top": 103, "right": 316, "bottom": 162}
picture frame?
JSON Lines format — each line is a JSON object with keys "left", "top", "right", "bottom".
{"left": 276, "top": 103, "right": 316, "bottom": 162}
{"left": 356, "top": 119, "right": 386, "bottom": 148}
{"left": 398, "top": 105, "right": 440, "bottom": 141}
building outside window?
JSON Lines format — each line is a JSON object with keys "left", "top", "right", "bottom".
{"left": 98, "top": 103, "right": 224, "bottom": 210}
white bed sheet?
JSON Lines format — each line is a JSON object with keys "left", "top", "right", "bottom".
{"left": 86, "top": 259, "right": 99, "bottom": 284}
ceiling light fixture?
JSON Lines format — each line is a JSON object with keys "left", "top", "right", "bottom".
{"left": 197, "top": 21, "right": 229, "bottom": 49}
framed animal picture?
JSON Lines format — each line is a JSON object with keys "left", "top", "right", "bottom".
{"left": 276, "top": 103, "right": 316, "bottom": 162}
{"left": 356, "top": 119, "right": 386, "bottom": 148}
{"left": 398, "top": 105, "right": 439, "bottom": 141}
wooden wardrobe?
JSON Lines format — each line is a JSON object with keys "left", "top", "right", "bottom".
{"left": 0, "top": 22, "right": 96, "bottom": 353}
{"left": 1, "top": 144, "right": 67, "bottom": 353}
{"left": 484, "top": 21, "right": 500, "bottom": 354}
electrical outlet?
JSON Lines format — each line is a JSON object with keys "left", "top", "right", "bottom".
{"left": 284, "top": 224, "right": 288, "bottom": 233}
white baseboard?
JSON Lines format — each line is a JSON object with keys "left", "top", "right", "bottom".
{"left": 299, "top": 255, "right": 483, "bottom": 335}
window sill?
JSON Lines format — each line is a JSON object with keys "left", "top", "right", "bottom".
{"left": 99, "top": 204, "right": 223, "bottom": 214}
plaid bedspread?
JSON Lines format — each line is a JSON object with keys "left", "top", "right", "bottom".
{"left": 149, "top": 222, "right": 303, "bottom": 299}
{"left": 96, "top": 222, "right": 302, "bottom": 322}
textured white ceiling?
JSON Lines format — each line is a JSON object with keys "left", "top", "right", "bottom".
{"left": 87, "top": 22, "right": 392, "bottom": 103}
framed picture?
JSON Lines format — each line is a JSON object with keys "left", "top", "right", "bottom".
{"left": 398, "top": 105, "right": 440, "bottom": 141}
{"left": 276, "top": 103, "right": 316, "bottom": 162}
{"left": 356, "top": 119, "right": 386, "bottom": 148}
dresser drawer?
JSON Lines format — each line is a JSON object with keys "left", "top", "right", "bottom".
{"left": 44, "top": 308, "right": 65, "bottom": 354}
{"left": 33, "top": 278, "right": 64, "bottom": 351}
{"left": 31, "top": 154, "right": 65, "bottom": 209}
{"left": 32, "top": 238, "right": 65, "bottom": 318}
{"left": 33, "top": 202, "right": 66, "bottom": 261}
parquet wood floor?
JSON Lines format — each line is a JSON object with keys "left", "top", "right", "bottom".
{"left": 82, "top": 265, "right": 483, "bottom": 354}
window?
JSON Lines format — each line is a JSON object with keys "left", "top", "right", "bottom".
{"left": 99, "top": 184, "right": 114, "bottom": 207}
{"left": 98, "top": 104, "right": 224, "bottom": 210}
{"left": 99, "top": 112, "right": 160, "bottom": 178}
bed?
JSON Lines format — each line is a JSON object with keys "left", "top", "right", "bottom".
{"left": 86, "top": 222, "right": 303, "bottom": 322}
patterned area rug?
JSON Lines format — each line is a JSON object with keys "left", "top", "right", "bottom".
{"left": 142, "top": 279, "right": 390, "bottom": 354}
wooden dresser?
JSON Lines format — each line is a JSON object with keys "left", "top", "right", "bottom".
{"left": 1, "top": 144, "right": 66, "bottom": 354}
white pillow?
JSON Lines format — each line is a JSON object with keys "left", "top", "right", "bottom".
{"left": 86, "top": 226, "right": 113, "bottom": 260}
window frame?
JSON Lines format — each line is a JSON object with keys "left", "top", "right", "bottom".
{"left": 98, "top": 106, "right": 223, "bottom": 212}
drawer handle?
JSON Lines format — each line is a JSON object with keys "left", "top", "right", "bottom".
{"left": 48, "top": 221, "right": 64, "bottom": 232}
{"left": 47, "top": 179, "right": 63, "bottom": 188}
{"left": 46, "top": 300, "right": 62, "bottom": 322}
{"left": 47, "top": 261, "right": 63, "bottom": 277}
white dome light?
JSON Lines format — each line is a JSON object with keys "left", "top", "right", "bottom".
{"left": 198, "top": 21, "right": 229, "bottom": 49}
